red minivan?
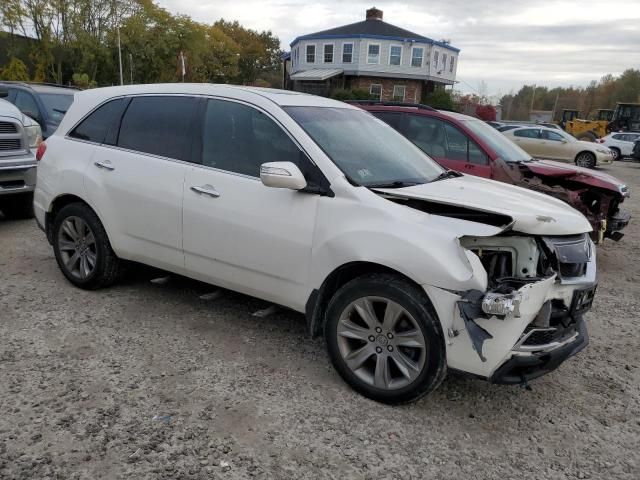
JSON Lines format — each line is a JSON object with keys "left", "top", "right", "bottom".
{"left": 355, "top": 102, "right": 630, "bottom": 243}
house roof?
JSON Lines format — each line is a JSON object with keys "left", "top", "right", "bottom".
{"left": 290, "top": 68, "right": 344, "bottom": 81}
{"left": 291, "top": 19, "right": 459, "bottom": 52}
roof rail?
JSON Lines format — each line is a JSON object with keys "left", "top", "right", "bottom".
{"left": 0, "top": 80, "right": 81, "bottom": 90}
{"left": 346, "top": 100, "right": 437, "bottom": 111}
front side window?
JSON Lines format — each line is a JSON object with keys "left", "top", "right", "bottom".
{"left": 372, "top": 112, "right": 403, "bottom": 131}
{"left": 117, "top": 96, "right": 196, "bottom": 161}
{"left": 324, "top": 44, "right": 334, "bottom": 63}
{"left": 39, "top": 93, "right": 74, "bottom": 123}
{"left": 369, "top": 84, "right": 382, "bottom": 100}
{"left": 342, "top": 43, "right": 353, "bottom": 63}
{"left": 368, "top": 44, "right": 380, "bottom": 64}
{"left": 392, "top": 85, "right": 406, "bottom": 102}
{"left": 389, "top": 45, "right": 402, "bottom": 66}
{"left": 404, "top": 115, "right": 488, "bottom": 165}
{"left": 69, "top": 98, "right": 127, "bottom": 144}
{"left": 514, "top": 128, "right": 540, "bottom": 139}
{"left": 201, "top": 99, "right": 305, "bottom": 178}
{"left": 285, "top": 107, "right": 444, "bottom": 187}
{"left": 306, "top": 45, "right": 316, "bottom": 63}
{"left": 542, "top": 130, "right": 565, "bottom": 141}
{"left": 411, "top": 47, "right": 424, "bottom": 67}
{"left": 14, "top": 91, "right": 40, "bottom": 120}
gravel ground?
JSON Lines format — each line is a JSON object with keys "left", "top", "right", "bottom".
{"left": 1, "top": 161, "right": 639, "bottom": 480}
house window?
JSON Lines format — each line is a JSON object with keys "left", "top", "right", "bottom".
{"left": 342, "top": 43, "right": 353, "bottom": 63}
{"left": 306, "top": 45, "right": 316, "bottom": 63}
{"left": 450, "top": 56, "right": 455, "bottom": 73}
{"left": 367, "top": 43, "right": 380, "bottom": 64}
{"left": 324, "top": 44, "right": 334, "bottom": 63}
{"left": 389, "top": 45, "right": 402, "bottom": 66}
{"left": 392, "top": 85, "right": 406, "bottom": 102}
{"left": 369, "top": 84, "right": 382, "bottom": 100}
{"left": 442, "top": 54, "right": 447, "bottom": 72}
{"left": 434, "top": 51, "right": 439, "bottom": 69}
{"left": 411, "top": 47, "right": 424, "bottom": 67}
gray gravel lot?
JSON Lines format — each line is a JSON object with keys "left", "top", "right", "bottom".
{"left": 1, "top": 161, "right": 639, "bottom": 480}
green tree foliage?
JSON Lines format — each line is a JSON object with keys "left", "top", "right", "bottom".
{"left": 0, "top": 0, "right": 283, "bottom": 87}
{"left": 331, "top": 88, "right": 371, "bottom": 101}
{"left": 423, "top": 88, "right": 454, "bottom": 110}
{"left": 0, "top": 57, "right": 30, "bottom": 80}
{"left": 499, "top": 69, "right": 640, "bottom": 121}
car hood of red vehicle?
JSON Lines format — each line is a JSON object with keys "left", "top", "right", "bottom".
{"left": 526, "top": 159, "right": 625, "bottom": 191}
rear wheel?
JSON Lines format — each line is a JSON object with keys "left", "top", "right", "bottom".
{"left": 610, "top": 147, "right": 621, "bottom": 161}
{"left": 575, "top": 151, "right": 596, "bottom": 168}
{"left": 325, "top": 274, "right": 446, "bottom": 404}
{"left": 0, "top": 193, "right": 34, "bottom": 220}
{"left": 52, "top": 203, "right": 123, "bottom": 289}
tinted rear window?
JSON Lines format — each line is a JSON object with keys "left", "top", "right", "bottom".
{"left": 117, "top": 96, "right": 196, "bottom": 161}
{"left": 69, "top": 98, "right": 127, "bottom": 144}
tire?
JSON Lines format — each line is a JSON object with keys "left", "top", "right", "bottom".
{"left": 575, "top": 151, "right": 596, "bottom": 169}
{"left": 610, "top": 147, "right": 621, "bottom": 161}
{"left": 324, "top": 273, "right": 447, "bottom": 404}
{"left": 0, "top": 193, "right": 34, "bottom": 220}
{"left": 52, "top": 202, "right": 123, "bottom": 290}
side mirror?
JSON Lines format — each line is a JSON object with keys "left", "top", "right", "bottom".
{"left": 0, "top": 89, "right": 8, "bottom": 98}
{"left": 260, "top": 161, "right": 307, "bottom": 190}
{"left": 561, "top": 139, "right": 568, "bottom": 143}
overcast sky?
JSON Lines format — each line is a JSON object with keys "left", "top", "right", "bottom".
{"left": 158, "top": 0, "right": 640, "bottom": 97}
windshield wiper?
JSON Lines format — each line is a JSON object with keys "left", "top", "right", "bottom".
{"left": 366, "top": 180, "right": 423, "bottom": 189}
{"left": 430, "top": 170, "right": 461, "bottom": 182}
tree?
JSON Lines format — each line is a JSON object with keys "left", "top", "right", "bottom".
{"left": 475, "top": 104, "right": 496, "bottom": 121}
{"left": 0, "top": 57, "right": 29, "bottom": 80}
{"left": 423, "top": 88, "right": 454, "bottom": 110}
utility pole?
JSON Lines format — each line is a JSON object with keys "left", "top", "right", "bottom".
{"left": 129, "top": 53, "right": 133, "bottom": 84}
{"left": 180, "top": 51, "right": 186, "bottom": 82}
{"left": 529, "top": 84, "right": 536, "bottom": 116}
{"left": 117, "top": 26, "right": 123, "bottom": 86}
{"left": 551, "top": 92, "right": 560, "bottom": 121}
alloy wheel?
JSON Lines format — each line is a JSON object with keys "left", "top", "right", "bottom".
{"left": 336, "top": 296, "right": 427, "bottom": 390}
{"left": 57, "top": 216, "right": 98, "bottom": 280}
{"left": 576, "top": 152, "right": 595, "bottom": 168}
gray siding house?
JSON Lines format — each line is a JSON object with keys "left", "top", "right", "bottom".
{"left": 283, "top": 8, "right": 460, "bottom": 102}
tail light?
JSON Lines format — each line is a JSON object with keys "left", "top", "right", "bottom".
{"left": 36, "top": 141, "right": 47, "bottom": 161}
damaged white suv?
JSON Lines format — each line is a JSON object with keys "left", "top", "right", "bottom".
{"left": 34, "top": 85, "right": 597, "bottom": 403}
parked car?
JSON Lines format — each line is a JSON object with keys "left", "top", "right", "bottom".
{"left": 0, "top": 93, "right": 42, "bottom": 219}
{"left": 501, "top": 126, "right": 613, "bottom": 168}
{"left": 35, "top": 84, "right": 597, "bottom": 404}
{"left": 355, "top": 103, "right": 629, "bottom": 242}
{"left": 596, "top": 132, "right": 640, "bottom": 160}
{"left": 0, "top": 82, "right": 77, "bottom": 139}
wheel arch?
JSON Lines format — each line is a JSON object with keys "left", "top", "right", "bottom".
{"left": 305, "top": 261, "right": 431, "bottom": 338}
{"left": 45, "top": 194, "right": 105, "bottom": 244}
{"left": 575, "top": 150, "right": 596, "bottom": 164}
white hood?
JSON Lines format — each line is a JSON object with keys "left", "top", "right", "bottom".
{"left": 376, "top": 175, "right": 593, "bottom": 236}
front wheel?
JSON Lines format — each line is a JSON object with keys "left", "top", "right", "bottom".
{"left": 325, "top": 274, "right": 446, "bottom": 404}
{"left": 575, "top": 152, "right": 596, "bottom": 169}
{"left": 52, "top": 203, "right": 123, "bottom": 290}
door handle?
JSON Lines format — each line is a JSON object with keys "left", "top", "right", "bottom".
{"left": 94, "top": 160, "right": 115, "bottom": 171}
{"left": 191, "top": 185, "right": 220, "bottom": 198}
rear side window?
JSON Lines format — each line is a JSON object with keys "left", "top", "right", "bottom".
{"left": 514, "top": 129, "right": 540, "bottom": 138}
{"left": 201, "top": 99, "right": 306, "bottom": 177}
{"left": 69, "top": 98, "right": 127, "bottom": 144}
{"left": 117, "top": 96, "right": 196, "bottom": 161}
{"left": 372, "top": 112, "right": 403, "bottom": 131}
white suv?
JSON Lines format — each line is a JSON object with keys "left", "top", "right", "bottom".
{"left": 35, "top": 84, "right": 597, "bottom": 403}
{"left": 597, "top": 132, "right": 640, "bottom": 160}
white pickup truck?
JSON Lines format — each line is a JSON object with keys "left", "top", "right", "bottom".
{"left": 0, "top": 93, "right": 42, "bottom": 219}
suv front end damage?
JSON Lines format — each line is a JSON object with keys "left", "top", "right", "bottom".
{"left": 425, "top": 232, "right": 596, "bottom": 384}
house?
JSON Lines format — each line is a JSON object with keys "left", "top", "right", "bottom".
{"left": 283, "top": 7, "right": 459, "bottom": 102}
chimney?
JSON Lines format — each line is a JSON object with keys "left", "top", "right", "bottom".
{"left": 366, "top": 7, "right": 383, "bottom": 21}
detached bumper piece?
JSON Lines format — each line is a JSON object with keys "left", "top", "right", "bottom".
{"left": 606, "top": 210, "right": 631, "bottom": 241}
{"left": 490, "top": 316, "right": 588, "bottom": 384}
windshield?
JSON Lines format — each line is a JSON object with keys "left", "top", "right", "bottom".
{"left": 284, "top": 107, "right": 444, "bottom": 187}
{"left": 463, "top": 119, "right": 533, "bottom": 163}
{"left": 39, "top": 93, "right": 74, "bottom": 124}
